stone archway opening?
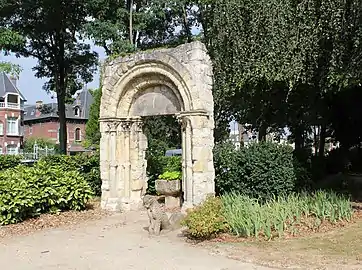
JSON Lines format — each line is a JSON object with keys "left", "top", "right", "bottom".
{"left": 99, "top": 41, "right": 215, "bottom": 212}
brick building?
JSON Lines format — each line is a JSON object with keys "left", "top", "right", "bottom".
{"left": 23, "top": 89, "right": 93, "bottom": 153}
{"left": 0, "top": 72, "right": 26, "bottom": 154}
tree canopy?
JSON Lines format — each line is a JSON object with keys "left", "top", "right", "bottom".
{"left": 0, "top": 0, "right": 99, "bottom": 153}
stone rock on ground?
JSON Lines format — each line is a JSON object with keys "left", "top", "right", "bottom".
{"left": 0, "top": 211, "right": 271, "bottom": 270}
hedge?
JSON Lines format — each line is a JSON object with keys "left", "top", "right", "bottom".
{"left": 214, "top": 141, "right": 304, "bottom": 201}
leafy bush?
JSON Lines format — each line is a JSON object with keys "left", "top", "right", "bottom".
{"left": 163, "top": 156, "right": 182, "bottom": 172}
{"left": 159, "top": 171, "right": 182, "bottom": 181}
{"left": 181, "top": 196, "right": 228, "bottom": 239}
{"left": 0, "top": 155, "right": 22, "bottom": 170}
{"left": 0, "top": 161, "right": 93, "bottom": 225}
{"left": 214, "top": 141, "right": 297, "bottom": 201}
{"left": 40, "top": 153, "right": 101, "bottom": 196}
{"left": 222, "top": 191, "right": 353, "bottom": 239}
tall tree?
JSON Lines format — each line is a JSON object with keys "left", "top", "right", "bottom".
{"left": 198, "top": 0, "right": 362, "bottom": 147}
{"left": 0, "top": 0, "right": 98, "bottom": 154}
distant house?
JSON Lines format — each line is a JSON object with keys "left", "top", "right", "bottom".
{"left": 0, "top": 72, "right": 26, "bottom": 154}
{"left": 23, "top": 88, "right": 94, "bottom": 154}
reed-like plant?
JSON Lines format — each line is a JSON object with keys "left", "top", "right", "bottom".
{"left": 222, "top": 191, "right": 353, "bottom": 239}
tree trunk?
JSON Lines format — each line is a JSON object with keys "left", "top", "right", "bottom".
{"left": 258, "top": 123, "right": 267, "bottom": 142}
{"left": 182, "top": 4, "right": 192, "bottom": 43}
{"left": 318, "top": 124, "right": 326, "bottom": 158}
{"left": 57, "top": 35, "right": 67, "bottom": 155}
{"left": 57, "top": 92, "right": 67, "bottom": 154}
{"left": 295, "top": 125, "right": 303, "bottom": 149}
{"left": 129, "top": 0, "right": 133, "bottom": 46}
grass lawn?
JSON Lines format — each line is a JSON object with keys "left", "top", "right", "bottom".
{"left": 205, "top": 215, "right": 362, "bottom": 269}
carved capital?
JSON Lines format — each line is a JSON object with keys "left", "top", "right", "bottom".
{"left": 106, "top": 121, "right": 120, "bottom": 133}
{"left": 133, "top": 120, "right": 144, "bottom": 133}
{"left": 120, "top": 121, "right": 132, "bottom": 132}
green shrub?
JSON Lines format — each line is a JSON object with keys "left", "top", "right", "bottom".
{"left": 181, "top": 196, "right": 228, "bottom": 239}
{"left": 222, "top": 191, "right": 353, "bottom": 239}
{"left": 0, "top": 161, "right": 93, "bottom": 225}
{"left": 0, "top": 155, "right": 22, "bottom": 170}
{"left": 159, "top": 171, "right": 182, "bottom": 181}
{"left": 146, "top": 140, "right": 182, "bottom": 194}
{"left": 214, "top": 141, "right": 297, "bottom": 201}
{"left": 163, "top": 156, "right": 182, "bottom": 172}
{"left": 40, "top": 153, "right": 101, "bottom": 196}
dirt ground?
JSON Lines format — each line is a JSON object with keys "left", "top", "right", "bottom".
{"left": 0, "top": 211, "right": 270, "bottom": 270}
{"left": 1, "top": 199, "right": 361, "bottom": 270}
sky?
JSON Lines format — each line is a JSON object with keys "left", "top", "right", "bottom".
{"left": 2, "top": 42, "right": 106, "bottom": 104}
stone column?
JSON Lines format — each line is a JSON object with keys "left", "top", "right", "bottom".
{"left": 100, "top": 119, "right": 121, "bottom": 211}
{"left": 178, "top": 111, "right": 215, "bottom": 210}
{"left": 178, "top": 115, "right": 194, "bottom": 211}
{"left": 189, "top": 113, "right": 215, "bottom": 205}
{"left": 129, "top": 118, "right": 147, "bottom": 209}
{"left": 120, "top": 120, "right": 132, "bottom": 210}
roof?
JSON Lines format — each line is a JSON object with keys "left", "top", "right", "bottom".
{"left": 0, "top": 72, "right": 26, "bottom": 100}
{"left": 24, "top": 88, "right": 94, "bottom": 122}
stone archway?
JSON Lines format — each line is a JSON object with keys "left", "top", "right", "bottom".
{"left": 99, "top": 41, "right": 215, "bottom": 212}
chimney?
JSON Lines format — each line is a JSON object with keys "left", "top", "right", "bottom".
{"left": 35, "top": 100, "right": 43, "bottom": 117}
{"left": 9, "top": 75, "right": 18, "bottom": 86}
{"left": 35, "top": 100, "right": 43, "bottom": 109}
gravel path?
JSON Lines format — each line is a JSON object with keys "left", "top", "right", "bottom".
{"left": 0, "top": 211, "right": 271, "bottom": 270}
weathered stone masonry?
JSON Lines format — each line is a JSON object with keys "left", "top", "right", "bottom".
{"left": 99, "top": 41, "right": 215, "bottom": 212}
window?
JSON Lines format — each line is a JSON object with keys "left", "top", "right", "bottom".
{"left": 6, "top": 145, "right": 18, "bottom": 155}
{"left": 29, "top": 126, "right": 33, "bottom": 135}
{"left": 0, "top": 147, "right": 3, "bottom": 154}
{"left": 74, "top": 107, "right": 80, "bottom": 116}
{"left": 6, "top": 117, "right": 18, "bottom": 135}
{"left": 0, "top": 122, "right": 3, "bottom": 136}
{"left": 75, "top": 128, "right": 81, "bottom": 141}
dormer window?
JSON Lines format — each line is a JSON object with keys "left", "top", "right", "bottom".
{"left": 74, "top": 106, "right": 80, "bottom": 117}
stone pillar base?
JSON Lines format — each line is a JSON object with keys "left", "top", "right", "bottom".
{"left": 101, "top": 198, "right": 122, "bottom": 212}
{"left": 101, "top": 197, "right": 144, "bottom": 212}
{"left": 165, "top": 196, "right": 181, "bottom": 209}
{"left": 181, "top": 202, "right": 194, "bottom": 214}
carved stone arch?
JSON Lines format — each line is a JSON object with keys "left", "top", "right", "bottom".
{"left": 101, "top": 58, "right": 194, "bottom": 119}
{"left": 99, "top": 41, "right": 215, "bottom": 212}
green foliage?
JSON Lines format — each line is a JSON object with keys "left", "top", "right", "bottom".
{"left": 85, "top": 88, "right": 102, "bottom": 147}
{"left": 202, "top": 0, "right": 362, "bottom": 146}
{"left": 0, "top": 28, "right": 24, "bottom": 75}
{"left": 23, "top": 137, "right": 57, "bottom": 153}
{"left": 145, "top": 136, "right": 182, "bottom": 194}
{"left": 214, "top": 141, "right": 297, "bottom": 201}
{"left": 181, "top": 196, "right": 228, "bottom": 239}
{"left": 222, "top": 191, "right": 353, "bottom": 239}
{"left": 0, "top": 0, "right": 99, "bottom": 154}
{"left": 0, "top": 155, "right": 22, "bottom": 170}
{"left": 0, "top": 161, "right": 93, "bottom": 225}
{"left": 40, "top": 154, "right": 101, "bottom": 196}
{"left": 163, "top": 156, "right": 182, "bottom": 172}
{"left": 143, "top": 116, "right": 181, "bottom": 150}
{"left": 159, "top": 171, "right": 182, "bottom": 181}
{"left": 85, "top": 0, "right": 197, "bottom": 56}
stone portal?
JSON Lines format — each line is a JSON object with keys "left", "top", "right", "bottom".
{"left": 99, "top": 41, "right": 215, "bottom": 212}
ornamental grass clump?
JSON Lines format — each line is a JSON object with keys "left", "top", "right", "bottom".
{"left": 222, "top": 191, "right": 353, "bottom": 239}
